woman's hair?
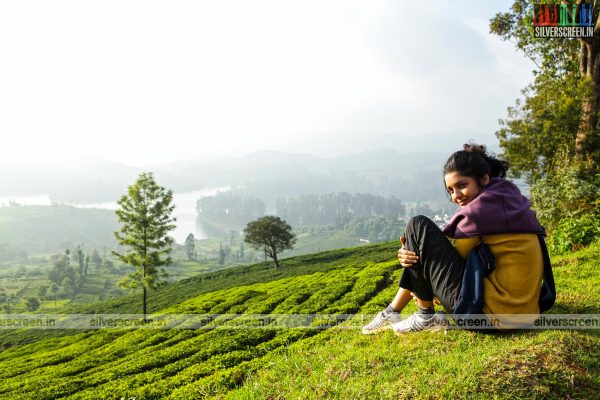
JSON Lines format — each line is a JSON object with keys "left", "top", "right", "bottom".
{"left": 443, "top": 143, "right": 509, "bottom": 184}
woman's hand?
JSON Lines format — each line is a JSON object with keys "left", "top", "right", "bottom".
{"left": 398, "top": 236, "right": 419, "bottom": 267}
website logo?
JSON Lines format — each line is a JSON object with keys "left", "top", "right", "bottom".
{"left": 533, "top": 2, "right": 594, "bottom": 38}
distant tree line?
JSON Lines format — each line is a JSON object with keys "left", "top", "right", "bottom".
{"left": 195, "top": 192, "right": 457, "bottom": 244}
{"left": 47, "top": 246, "right": 115, "bottom": 301}
{"left": 275, "top": 193, "right": 405, "bottom": 228}
{"left": 341, "top": 216, "right": 404, "bottom": 243}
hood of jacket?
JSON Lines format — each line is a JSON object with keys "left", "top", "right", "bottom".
{"left": 442, "top": 178, "right": 545, "bottom": 238}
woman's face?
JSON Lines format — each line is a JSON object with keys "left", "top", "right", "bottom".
{"left": 444, "top": 172, "right": 489, "bottom": 208}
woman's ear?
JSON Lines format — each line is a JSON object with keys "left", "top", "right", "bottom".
{"left": 480, "top": 174, "right": 490, "bottom": 187}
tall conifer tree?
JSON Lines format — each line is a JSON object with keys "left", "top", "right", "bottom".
{"left": 113, "top": 172, "right": 176, "bottom": 319}
{"left": 184, "top": 233, "right": 196, "bottom": 261}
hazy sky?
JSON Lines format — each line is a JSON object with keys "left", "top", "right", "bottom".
{"left": 0, "top": 0, "right": 532, "bottom": 166}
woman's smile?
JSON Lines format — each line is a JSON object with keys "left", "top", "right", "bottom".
{"left": 444, "top": 172, "right": 489, "bottom": 208}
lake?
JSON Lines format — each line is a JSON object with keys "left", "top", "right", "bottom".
{"left": 0, "top": 187, "right": 229, "bottom": 244}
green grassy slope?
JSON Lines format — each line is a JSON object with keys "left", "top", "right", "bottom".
{"left": 0, "top": 205, "right": 118, "bottom": 252}
{"left": 0, "top": 243, "right": 398, "bottom": 348}
{"left": 0, "top": 240, "right": 598, "bottom": 399}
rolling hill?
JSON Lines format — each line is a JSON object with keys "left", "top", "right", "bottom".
{"left": 0, "top": 240, "right": 598, "bottom": 399}
{"left": 0, "top": 204, "right": 118, "bottom": 253}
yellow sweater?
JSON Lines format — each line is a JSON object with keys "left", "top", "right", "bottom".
{"left": 453, "top": 234, "right": 543, "bottom": 326}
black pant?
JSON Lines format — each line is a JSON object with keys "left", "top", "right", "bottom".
{"left": 399, "top": 215, "right": 465, "bottom": 313}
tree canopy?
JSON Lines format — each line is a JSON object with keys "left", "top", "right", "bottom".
{"left": 490, "top": 1, "right": 600, "bottom": 252}
{"left": 490, "top": 0, "right": 600, "bottom": 175}
{"left": 243, "top": 216, "right": 296, "bottom": 269}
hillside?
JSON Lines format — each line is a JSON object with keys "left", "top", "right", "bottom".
{"left": 0, "top": 147, "right": 465, "bottom": 204}
{"left": 0, "top": 240, "right": 598, "bottom": 399}
{"left": 0, "top": 204, "right": 118, "bottom": 253}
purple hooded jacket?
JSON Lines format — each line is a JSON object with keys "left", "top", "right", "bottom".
{"left": 442, "top": 178, "right": 545, "bottom": 238}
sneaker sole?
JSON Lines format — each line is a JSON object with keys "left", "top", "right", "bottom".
{"left": 393, "top": 323, "right": 447, "bottom": 336}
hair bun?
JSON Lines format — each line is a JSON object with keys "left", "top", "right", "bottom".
{"left": 462, "top": 142, "right": 487, "bottom": 156}
{"left": 445, "top": 142, "right": 509, "bottom": 179}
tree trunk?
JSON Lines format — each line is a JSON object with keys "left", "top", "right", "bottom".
{"left": 577, "top": 2, "right": 600, "bottom": 155}
{"left": 143, "top": 266, "right": 147, "bottom": 322}
{"left": 272, "top": 248, "right": 279, "bottom": 269}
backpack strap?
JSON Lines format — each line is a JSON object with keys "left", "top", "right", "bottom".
{"left": 537, "top": 234, "right": 556, "bottom": 313}
{"left": 454, "top": 239, "right": 494, "bottom": 316}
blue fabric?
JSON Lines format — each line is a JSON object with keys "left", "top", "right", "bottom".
{"left": 454, "top": 242, "right": 494, "bottom": 315}
{"left": 537, "top": 235, "right": 556, "bottom": 313}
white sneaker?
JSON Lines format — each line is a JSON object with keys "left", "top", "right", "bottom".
{"left": 392, "top": 311, "right": 448, "bottom": 335}
{"left": 362, "top": 311, "right": 403, "bottom": 335}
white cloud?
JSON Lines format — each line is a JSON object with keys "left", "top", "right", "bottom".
{"left": 0, "top": 0, "right": 532, "bottom": 165}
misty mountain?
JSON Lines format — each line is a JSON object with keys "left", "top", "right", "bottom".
{"left": 0, "top": 133, "right": 501, "bottom": 204}
{"left": 0, "top": 155, "right": 139, "bottom": 203}
{"left": 150, "top": 148, "right": 454, "bottom": 204}
{"left": 0, "top": 204, "right": 118, "bottom": 254}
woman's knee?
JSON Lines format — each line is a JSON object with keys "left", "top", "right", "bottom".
{"left": 406, "top": 215, "right": 434, "bottom": 232}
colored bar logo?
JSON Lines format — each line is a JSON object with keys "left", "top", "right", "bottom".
{"left": 533, "top": 2, "right": 594, "bottom": 38}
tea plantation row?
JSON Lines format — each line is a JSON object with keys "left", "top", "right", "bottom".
{"left": 0, "top": 243, "right": 402, "bottom": 399}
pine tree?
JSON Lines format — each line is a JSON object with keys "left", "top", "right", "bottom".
{"left": 37, "top": 286, "right": 48, "bottom": 310}
{"left": 113, "top": 172, "right": 176, "bottom": 320}
{"left": 0, "top": 288, "right": 6, "bottom": 312}
{"left": 50, "top": 283, "right": 59, "bottom": 307}
{"left": 90, "top": 249, "right": 102, "bottom": 272}
{"left": 184, "top": 233, "right": 196, "bottom": 261}
{"left": 218, "top": 243, "right": 225, "bottom": 265}
{"left": 75, "top": 246, "right": 85, "bottom": 276}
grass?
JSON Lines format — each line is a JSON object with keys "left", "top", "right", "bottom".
{"left": 220, "top": 241, "right": 600, "bottom": 400}
{"left": 0, "top": 242, "right": 397, "bottom": 348}
{"left": 0, "top": 239, "right": 597, "bottom": 399}
{"left": 227, "top": 329, "right": 599, "bottom": 399}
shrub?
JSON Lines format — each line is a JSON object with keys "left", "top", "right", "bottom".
{"left": 547, "top": 214, "right": 600, "bottom": 254}
{"left": 530, "top": 157, "right": 600, "bottom": 254}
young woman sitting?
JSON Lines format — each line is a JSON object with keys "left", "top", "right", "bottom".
{"left": 362, "top": 143, "right": 548, "bottom": 334}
